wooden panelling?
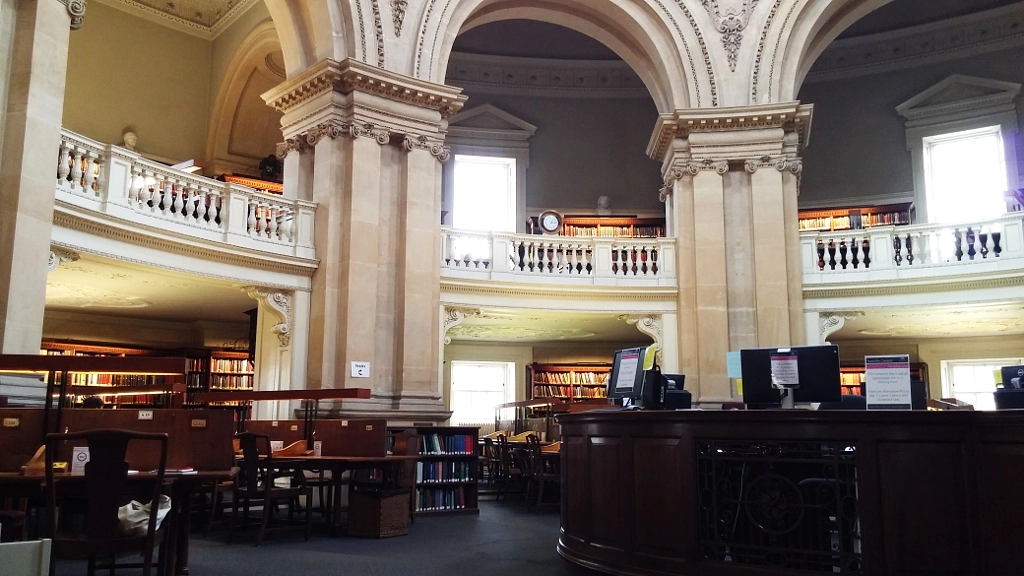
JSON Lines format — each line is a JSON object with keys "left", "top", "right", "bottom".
{"left": 563, "top": 436, "right": 588, "bottom": 544}
{"left": 589, "top": 436, "right": 627, "bottom": 550}
{"left": 632, "top": 437, "right": 686, "bottom": 561}
{"left": 0, "top": 408, "right": 45, "bottom": 472}
{"left": 878, "top": 442, "right": 970, "bottom": 575}
{"left": 245, "top": 420, "right": 306, "bottom": 445}
{"left": 315, "top": 419, "right": 387, "bottom": 457}
{"left": 979, "top": 443, "right": 1024, "bottom": 576}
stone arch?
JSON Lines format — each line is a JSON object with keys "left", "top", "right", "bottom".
{"left": 263, "top": 0, "right": 355, "bottom": 76}
{"left": 205, "top": 21, "right": 285, "bottom": 174}
{"left": 768, "top": 0, "right": 893, "bottom": 103}
{"left": 416, "top": 0, "right": 697, "bottom": 112}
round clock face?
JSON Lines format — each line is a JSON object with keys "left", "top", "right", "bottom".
{"left": 542, "top": 213, "right": 560, "bottom": 231}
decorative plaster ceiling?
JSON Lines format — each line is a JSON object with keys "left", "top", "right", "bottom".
{"left": 446, "top": 309, "right": 650, "bottom": 343}
{"left": 96, "top": 0, "right": 258, "bottom": 37}
{"left": 840, "top": 0, "right": 1022, "bottom": 38}
{"left": 832, "top": 302, "right": 1024, "bottom": 339}
{"left": 46, "top": 253, "right": 257, "bottom": 323}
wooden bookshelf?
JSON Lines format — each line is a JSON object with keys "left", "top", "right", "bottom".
{"left": 798, "top": 202, "right": 914, "bottom": 232}
{"left": 528, "top": 363, "right": 611, "bottom": 401}
{"left": 388, "top": 426, "right": 480, "bottom": 516}
{"left": 560, "top": 216, "right": 665, "bottom": 238}
{"left": 839, "top": 362, "right": 928, "bottom": 396}
{"left": 185, "top": 350, "right": 255, "bottom": 409}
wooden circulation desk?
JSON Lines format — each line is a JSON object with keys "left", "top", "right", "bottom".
{"left": 555, "top": 409, "right": 1024, "bottom": 576}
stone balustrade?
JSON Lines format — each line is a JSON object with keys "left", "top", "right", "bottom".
{"left": 55, "top": 130, "right": 316, "bottom": 260}
{"left": 802, "top": 213, "right": 1024, "bottom": 282}
{"left": 441, "top": 228, "right": 677, "bottom": 286}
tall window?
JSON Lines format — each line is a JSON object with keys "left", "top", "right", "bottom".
{"left": 449, "top": 361, "right": 515, "bottom": 427}
{"left": 942, "top": 357, "right": 1024, "bottom": 411}
{"left": 453, "top": 155, "right": 517, "bottom": 232}
{"left": 923, "top": 126, "right": 1007, "bottom": 224}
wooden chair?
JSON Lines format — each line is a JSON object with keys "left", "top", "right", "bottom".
{"left": 44, "top": 429, "right": 169, "bottom": 576}
{"left": 480, "top": 438, "right": 501, "bottom": 488}
{"left": 391, "top": 432, "right": 420, "bottom": 523}
{"left": 229, "top": 433, "right": 312, "bottom": 546}
{"left": 523, "top": 434, "right": 559, "bottom": 510}
{"left": 494, "top": 434, "right": 523, "bottom": 501}
{"left": 0, "top": 497, "right": 28, "bottom": 542}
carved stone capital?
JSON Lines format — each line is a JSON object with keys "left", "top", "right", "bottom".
{"left": 819, "top": 311, "right": 864, "bottom": 344}
{"left": 244, "top": 287, "right": 293, "bottom": 347}
{"left": 743, "top": 156, "right": 805, "bottom": 175}
{"left": 302, "top": 120, "right": 391, "bottom": 147}
{"left": 618, "top": 314, "right": 664, "bottom": 364}
{"left": 442, "top": 306, "right": 481, "bottom": 345}
{"left": 686, "top": 159, "right": 729, "bottom": 175}
{"left": 700, "top": 0, "right": 759, "bottom": 72}
{"left": 275, "top": 136, "right": 310, "bottom": 159}
{"left": 60, "top": 0, "right": 87, "bottom": 30}
{"left": 48, "top": 248, "right": 80, "bottom": 272}
{"left": 402, "top": 135, "right": 451, "bottom": 162}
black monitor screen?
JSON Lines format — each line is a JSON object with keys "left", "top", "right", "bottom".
{"left": 741, "top": 345, "right": 842, "bottom": 405}
{"left": 1002, "top": 365, "right": 1024, "bottom": 389}
{"left": 608, "top": 347, "right": 646, "bottom": 400}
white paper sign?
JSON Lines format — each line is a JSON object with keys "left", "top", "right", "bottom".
{"left": 350, "top": 361, "right": 370, "bottom": 378}
{"left": 615, "top": 350, "right": 641, "bottom": 391}
{"left": 71, "top": 447, "right": 90, "bottom": 475}
{"left": 865, "top": 354, "right": 912, "bottom": 410}
{"left": 770, "top": 352, "right": 800, "bottom": 388}
{"left": 270, "top": 440, "right": 284, "bottom": 452}
{"left": 313, "top": 441, "right": 323, "bottom": 457}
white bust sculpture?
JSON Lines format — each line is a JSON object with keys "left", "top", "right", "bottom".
{"left": 121, "top": 130, "right": 138, "bottom": 151}
{"left": 596, "top": 195, "right": 611, "bottom": 216}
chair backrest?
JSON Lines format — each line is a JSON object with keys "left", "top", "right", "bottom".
{"left": 392, "top": 433, "right": 420, "bottom": 489}
{"left": 45, "top": 429, "right": 168, "bottom": 546}
{"left": 495, "top": 434, "right": 513, "bottom": 474}
{"left": 234, "top": 432, "right": 271, "bottom": 492}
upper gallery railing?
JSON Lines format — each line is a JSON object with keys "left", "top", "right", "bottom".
{"left": 801, "top": 213, "right": 1024, "bottom": 281}
{"left": 441, "top": 228, "right": 677, "bottom": 286}
{"left": 55, "top": 130, "right": 315, "bottom": 259}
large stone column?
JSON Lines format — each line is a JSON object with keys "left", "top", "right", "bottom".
{"left": 262, "top": 59, "right": 465, "bottom": 422}
{"left": 652, "top": 103, "right": 812, "bottom": 404}
{"left": 0, "top": 0, "right": 83, "bottom": 352}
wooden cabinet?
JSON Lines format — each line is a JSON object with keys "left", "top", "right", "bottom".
{"left": 560, "top": 216, "right": 665, "bottom": 238}
{"left": 798, "top": 202, "right": 914, "bottom": 232}
{"left": 840, "top": 362, "right": 928, "bottom": 396}
{"left": 528, "top": 363, "right": 611, "bottom": 401}
{"left": 390, "top": 426, "right": 480, "bottom": 516}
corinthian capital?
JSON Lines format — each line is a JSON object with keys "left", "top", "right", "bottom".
{"left": 275, "top": 136, "right": 309, "bottom": 159}
{"left": 402, "top": 135, "right": 451, "bottom": 162}
{"left": 744, "top": 156, "right": 805, "bottom": 175}
{"left": 302, "top": 120, "right": 392, "bottom": 147}
{"left": 686, "top": 159, "right": 729, "bottom": 175}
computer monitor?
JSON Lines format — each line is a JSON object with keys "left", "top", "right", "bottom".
{"left": 740, "top": 345, "right": 842, "bottom": 405}
{"left": 607, "top": 347, "right": 647, "bottom": 401}
{"left": 1001, "top": 365, "right": 1024, "bottom": 389}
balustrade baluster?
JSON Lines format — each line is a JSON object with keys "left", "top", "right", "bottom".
{"left": 209, "top": 194, "right": 221, "bottom": 226}
{"left": 630, "top": 248, "right": 639, "bottom": 275}
{"left": 954, "top": 228, "right": 964, "bottom": 261}
{"left": 569, "top": 246, "right": 580, "bottom": 274}
{"left": 194, "top": 189, "right": 207, "bottom": 224}
{"left": 57, "top": 142, "right": 71, "bottom": 183}
{"left": 979, "top": 230, "right": 990, "bottom": 259}
{"left": 993, "top": 230, "right": 1003, "bottom": 257}
{"left": 128, "top": 168, "right": 143, "bottom": 206}
{"left": 161, "top": 180, "right": 174, "bottom": 215}
{"left": 611, "top": 249, "right": 619, "bottom": 274}
{"left": 966, "top": 227, "right": 977, "bottom": 260}
{"left": 69, "top": 148, "right": 83, "bottom": 189}
{"left": 816, "top": 240, "right": 825, "bottom": 271}
{"left": 862, "top": 238, "right": 871, "bottom": 268}
{"left": 892, "top": 235, "right": 902, "bottom": 266}
{"left": 173, "top": 183, "right": 186, "bottom": 216}
{"left": 640, "top": 246, "right": 649, "bottom": 275}
{"left": 268, "top": 206, "right": 279, "bottom": 240}
{"left": 247, "top": 200, "right": 258, "bottom": 236}
{"left": 827, "top": 240, "right": 837, "bottom": 270}
{"left": 281, "top": 208, "right": 294, "bottom": 242}
{"left": 839, "top": 239, "right": 849, "bottom": 269}
{"left": 516, "top": 241, "right": 526, "bottom": 271}
{"left": 850, "top": 238, "right": 860, "bottom": 269}
{"left": 651, "top": 247, "right": 659, "bottom": 275}
{"left": 545, "top": 243, "right": 554, "bottom": 273}
{"left": 83, "top": 154, "right": 98, "bottom": 194}
{"left": 905, "top": 233, "right": 914, "bottom": 266}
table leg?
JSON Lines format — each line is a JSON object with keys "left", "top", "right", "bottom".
{"left": 331, "top": 466, "right": 345, "bottom": 537}
{"left": 175, "top": 481, "right": 196, "bottom": 575}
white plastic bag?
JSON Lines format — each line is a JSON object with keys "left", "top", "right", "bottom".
{"left": 117, "top": 495, "right": 171, "bottom": 537}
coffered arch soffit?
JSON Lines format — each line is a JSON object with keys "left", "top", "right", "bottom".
{"left": 263, "top": 0, "right": 354, "bottom": 76}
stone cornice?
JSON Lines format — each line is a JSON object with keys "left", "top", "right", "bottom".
{"left": 262, "top": 58, "right": 468, "bottom": 119}
{"left": 803, "top": 271, "right": 1024, "bottom": 300}
{"left": 441, "top": 278, "right": 678, "bottom": 303}
{"left": 52, "top": 204, "right": 317, "bottom": 279}
{"left": 92, "top": 0, "right": 258, "bottom": 40}
{"left": 647, "top": 103, "right": 813, "bottom": 161}
{"left": 446, "top": 52, "right": 649, "bottom": 100}
{"left": 806, "top": 2, "right": 1024, "bottom": 83}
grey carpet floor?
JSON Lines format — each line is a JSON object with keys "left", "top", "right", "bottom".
{"left": 54, "top": 501, "right": 603, "bottom": 576}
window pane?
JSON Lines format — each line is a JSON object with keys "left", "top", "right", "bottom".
{"left": 453, "top": 155, "right": 516, "bottom": 233}
{"left": 926, "top": 129, "right": 1006, "bottom": 224}
{"left": 450, "top": 361, "right": 515, "bottom": 425}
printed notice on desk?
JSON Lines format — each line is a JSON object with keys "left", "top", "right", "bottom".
{"left": 865, "top": 354, "right": 912, "bottom": 410}
{"left": 616, "top": 350, "right": 641, "bottom": 391}
{"left": 769, "top": 352, "right": 800, "bottom": 387}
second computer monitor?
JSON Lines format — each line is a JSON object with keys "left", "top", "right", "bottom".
{"left": 740, "top": 345, "right": 842, "bottom": 405}
{"left": 607, "top": 347, "right": 647, "bottom": 401}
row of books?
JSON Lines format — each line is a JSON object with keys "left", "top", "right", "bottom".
{"left": 415, "top": 486, "right": 468, "bottom": 511}
{"left": 799, "top": 211, "right": 910, "bottom": 231}
{"left": 840, "top": 373, "right": 864, "bottom": 386}
{"left": 799, "top": 216, "right": 852, "bottom": 231}
{"left": 415, "top": 460, "right": 474, "bottom": 484}
{"left": 209, "top": 375, "right": 253, "bottom": 389}
{"left": 534, "top": 371, "right": 609, "bottom": 385}
{"left": 563, "top": 225, "right": 664, "bottom": 237}
{"left": 533, "top": 385, "right": 607, "bottom": 398}
{"left": 76, "top": 395, "right": 171, "bottom": 406}
{"left": 67, "top": 374, "right": 156, "bottom": 386}
{"left": 421, "top": 433, "right": 476, "bottom": 455}
{"left": 211, "top": 358, "right": 253, "bottom": 373}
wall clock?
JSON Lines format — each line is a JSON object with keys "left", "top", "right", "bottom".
{"left": 538, "top": 210, "right": 563, "bottom": 234}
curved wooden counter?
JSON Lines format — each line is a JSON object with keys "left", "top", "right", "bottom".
{"left": 555, "top": 409, "right": 1024, "bottom": 576}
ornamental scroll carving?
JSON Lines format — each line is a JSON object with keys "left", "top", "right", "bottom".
{"left": 275, "top": 136, "right": 310, "bottom": 159}
{"left": 403, "top": 135, "right": 451, "bottom": 162}
{"left": 304, "top": 121, "right": 392, "bottom": 147}
{"left": 244, "top": 287, "right": 293, "bottom": 347}
{"left": 442, "top": 306, "right": 481, "bottom": 345}
{"left": 819, "top": 311, "right": 863, "bottom": 344}
{"left": 658, "top": 159, "right": 729, "bottom": 201}
{"left": 744, "top": 156, "right": 804, "bottom": 174}
{"left": 60, "top": 0, "right": 87, "bottom": 30}
{"left": 701, "top": 0, "right": 760, "bottom": 71}
{"left": 392, "top": 0, "right": 408, "bottom": 36}
{"left": 48, "top": 248, "right": 80, "bottom": 272}
{"left": 618, "top": 314, "right": 664, "bottom": 364}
